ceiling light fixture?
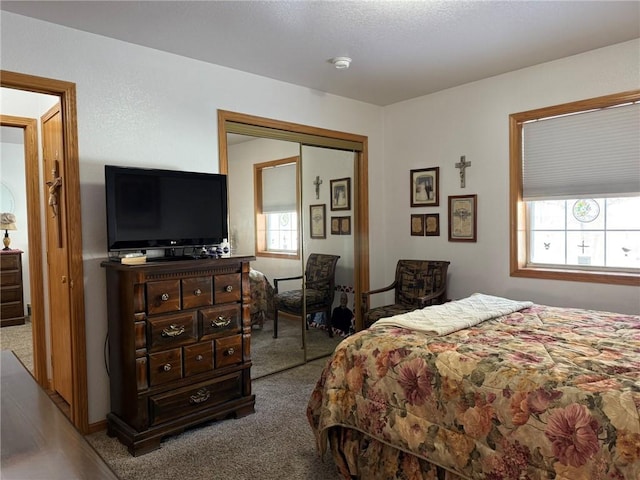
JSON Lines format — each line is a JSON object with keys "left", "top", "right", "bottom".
{"left": 331, "top": 57, "right": 352, "bottom": 69}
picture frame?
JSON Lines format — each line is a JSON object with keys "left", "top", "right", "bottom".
{"left": 331, "top": 216, "right": 351, "bottom": 235}
{"left": 330, "top": 177, "right": 351, "bottom": 211}
{"left": 425, "top": 213, "right": 440, "bottom": 236}
{"left": 410, "top": 214, "right": 425, "bottom": 236}
{"left": 410, "top": 167, "right": 439, "bottom": 207}
{"left": 448, "top": 194, "right": 477, "bottom": 242}
{"left": 309, "top": 204, "right": 326, "bottom": 239}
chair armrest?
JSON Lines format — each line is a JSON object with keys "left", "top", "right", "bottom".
{"left": 273, "top": 275, "right": 303, "bottom": 293}
{"left": 417, "top": 284, "right": 447, "bottom": 306}
{"left": 361, "top": 281, "right": 397, "bottom": 313}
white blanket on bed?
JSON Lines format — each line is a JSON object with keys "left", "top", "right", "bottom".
{"left": 371, "top": 293, "right": 533, "bottom": 336}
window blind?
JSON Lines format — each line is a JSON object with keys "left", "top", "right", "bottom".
{"left": 262, "top": 163, "right": 296, "bottom": 213}
{"left": 522, "top": 102, "right": 640, "bottom": 200}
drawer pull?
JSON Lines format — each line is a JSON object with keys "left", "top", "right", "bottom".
{"left": 189, "top": 388, "right": 211, "bottom": 405}
{"left": 161, "top": 324, "right": 185, "bottom": 337}
{"left": 225, "top": 347, "right": 235, "bottom": 356}
{"left": 195, "top": 354, "right": 204, "bottom": 361}
{"left": 163, "top": 363, "right": 172, "bottom": 372}
{"left": 160, "top": 293, "right": 170, "bottom": 302}
{"left": 224, "top": 285, "right": 233, "bottom": 293}
{"left": 211, "top": 316, "right": 231, "bottom": 328}
{"left": 194, "top": 288, "right": 202, "bottom": 296}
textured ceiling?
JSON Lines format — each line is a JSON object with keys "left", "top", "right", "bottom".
{"left": 2, "top": 1, "right": 639, "bottom": 106}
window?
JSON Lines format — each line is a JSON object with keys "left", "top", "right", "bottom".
{"left": 510, "top": 91, "right": 640, "bottom": 285}
{"left": 254, "top": 157, "right": 300, "bottom": 258}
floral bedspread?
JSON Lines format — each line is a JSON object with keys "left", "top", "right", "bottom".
{"left": 307, "top": 304, "right": 640, "bottom": 479}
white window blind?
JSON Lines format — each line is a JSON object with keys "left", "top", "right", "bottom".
{"left": 522, "top": 102, "right": 640, "bottom": 200}
{"left": 262, "top": 163, "right": 296, "bottom": 213}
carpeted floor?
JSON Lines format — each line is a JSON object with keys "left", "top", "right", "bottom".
{"left": 0, "top": 319, "right": 33, "bottom": 373}
{"left": 86, "top": 358, "right": 341, "bottom": 480}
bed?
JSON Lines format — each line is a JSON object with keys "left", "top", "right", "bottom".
{"left": 307, "top": 294, "right": 640, "bottom": 479}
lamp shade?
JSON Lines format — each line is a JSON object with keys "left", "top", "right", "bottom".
{"left": 0, "top": 212, "right": 17, "bottom": 230}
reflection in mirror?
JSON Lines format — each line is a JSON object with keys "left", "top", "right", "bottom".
{"left": 227, "top": 134, "right": 305, "bottom": 378}
{"left": 301, "top": 146, "right": 354, "bottom": 361}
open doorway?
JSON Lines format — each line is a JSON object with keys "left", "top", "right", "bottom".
{"left": 0, "top": 71, "right": 89, "bottom": 434}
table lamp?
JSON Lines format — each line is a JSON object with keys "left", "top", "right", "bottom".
{"left": 1, "top": 212, "right": 17, "bottom": 250}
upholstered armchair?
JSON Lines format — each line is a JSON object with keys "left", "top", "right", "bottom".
{"left": 362, "top": 260, "right": 450, "bottom": 328}
{"left": 272, "top": 253, "right": 340, "bottom": 338}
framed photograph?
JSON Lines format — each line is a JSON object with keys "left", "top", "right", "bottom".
{"left": 448, "top": 194, "right": 477, "bottom": 242}
{"left": 340, "top": 216, "right": 351, "bottom": 235}
{"left": 410, "top": 167, "right": 439, "bottom": 207}
{"left": 410, "top": 214, "right": 425, "bottom": 236}
{"left": 309, "top": 204, "right": 326, "bottom": 239}
{"left": 425, "top": 213, "right": 440, "bottom": 236}
{"left": 330, "top": 217, "right": 341, "bottom": 235}
{"left": 330, "top": 177, "right": 351, "bottom": 211}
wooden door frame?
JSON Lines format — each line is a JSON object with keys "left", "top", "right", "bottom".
{"left": 217, "top": 109, "right": 370, "bottom": 331}
{"left": 1, "top": 71, "right": 88, "bottom": 434}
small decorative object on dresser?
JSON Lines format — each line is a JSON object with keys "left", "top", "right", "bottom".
{"left": 101, "top": 255, "right": 256, "bottom": 455}
{"left": 1, "top": 249, "right": 26, "bottom": 327}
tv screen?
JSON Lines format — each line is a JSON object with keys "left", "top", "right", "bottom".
{"left": 105, "top": 165, "right": 228, "bottom": 252}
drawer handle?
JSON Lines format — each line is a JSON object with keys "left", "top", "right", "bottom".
{"left": 163, "top": 363, "right": 172, "bottom": 372}
{"left": 224, "top": 347, "right": 235, "bottom": 356}
{"left": 161, "top": 324, "right": 185, "bottom": 337}
{"left": 195, "top": 354, "right": 204, "bottom": 361}
{"left": 189, "top": 388, "right": 211, "bottom": 405}
{"left": 224, "top": 285, "right": 233, "bottom": 293}
{"left": 194, "top": 288, "right": 202, "bottom": 296}
{"left": 211, "top": 316, "right": 231, "bottom": 328}
{"left": 160, "top": 293, "right": 170, "bottom": 302}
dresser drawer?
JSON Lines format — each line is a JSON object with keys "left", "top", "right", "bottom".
{"left": 215, "top": 334, "right": 243, "bottom": 369}
{"left": 147, "top": 279, "right": 180, "bottom": 314}
{"left": 1, "top": 302, "right": 24, "bottom": 319}
{"left": 148, "top": 348, "right": 183, "bottom": 386}
{"left": 1, "top": 285, "right": 22, "bottom": 302}
{"left": 184, "top": 341, "right": 214, "bottom": 377}
{"left": 182, "top": 276, "right": 213, "bottom": 309}
{"left": 200, "top": 304, "right": 241, "bottom": 339}
{"left": 1, "top": 271, "right": 21, "bottom": 287}
{"left": 149, "top": 372, "right": 242, "bottom": 426}
{"left": 0, "top": 254, "right": 19, "bottom": 270}
{"left": 147, "top": 312, "right": 197, "bottom": 352}
{"left": 214, "top": 273, "right": 241, "bottom": 304}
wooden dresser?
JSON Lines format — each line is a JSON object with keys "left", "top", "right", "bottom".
{"left": 102, "top": 255, "right": 256, "bottom": 455}
{"left": 1, "top": 249, "right": 26, "bottom": 327}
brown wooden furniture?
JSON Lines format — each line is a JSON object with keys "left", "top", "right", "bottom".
{"left": 102, "top": 256, "right": 256, "bottom": 456}
{"left": 1, "top": 249, "right": 26, "bottom": 327}
{"left": 0, "top": 350, "right": 119, "bottom": 479}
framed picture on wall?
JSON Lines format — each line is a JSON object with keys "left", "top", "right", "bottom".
{"left": 448, "top": 194, "right": 477, "bottom": 242}
{"left": 410, "top": 167, "right": 439, "bottom": 207}
{"left": 330, "top": 177, "right": 351, "bottom": 211}
{"left": 309, "top": 204, "right": 326, "bottom": 239}
{"left": 410, "top": 214, "right": 425, "bottom": 236}
{"left": 340, "top": 216, "right": 351, "bottom": 235}
{"left": 425, "top": 213, "right": 440, "bottom": 236}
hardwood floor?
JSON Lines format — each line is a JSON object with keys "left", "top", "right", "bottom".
{"left": 0, "top": 351, "right": 118, "bottom": 479}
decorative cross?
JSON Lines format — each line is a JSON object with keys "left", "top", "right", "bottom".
{"left": 46, "top": 160, "right": 63, "bottom": 248}
{"left": 455, "top": 155, "right": 472, "bottom": 188}
{"left": 577, "top": 240, "right": 590, "bottom": 254}
{"left": 313, "top": 175, "right": 323, "bottom": 199}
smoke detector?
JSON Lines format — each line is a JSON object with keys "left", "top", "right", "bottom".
{"left": 331, "top": 57, "right": 352, "bottom": 69}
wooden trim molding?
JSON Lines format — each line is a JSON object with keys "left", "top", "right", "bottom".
{"left": 509, "top": 90, "right": 640, "bottom": 286}
{"left": 218, "top": 109, "right": 370, "bottom": 330}
{"left": 1, "top": 71, "right": 89, "bottom": 433}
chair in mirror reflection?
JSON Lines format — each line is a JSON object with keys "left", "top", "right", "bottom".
{"left": 272, "top": 253, "right": 340, "bottom": 338}
{"left": 362, "top": 259, "right": 450, "bottom": 328}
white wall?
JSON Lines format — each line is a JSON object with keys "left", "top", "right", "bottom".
{"left": 1, "top": 12, "right": 385, "bottom": 424}
{"left": 382, "top": 39, "right": 640, "bottom": 315}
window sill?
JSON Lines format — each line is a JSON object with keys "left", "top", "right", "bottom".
{"left": 256, "top": 251, "right": 300, "bottom": 261}
{"left": 511, "top": 266, "right": 640, "bottom": 286}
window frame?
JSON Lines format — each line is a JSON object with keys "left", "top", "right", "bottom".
{"left": 254, "top": 156, "right": 301, "bottom": 260}
{"left": 509, "top": 90, "right": 640, "bottom": 286}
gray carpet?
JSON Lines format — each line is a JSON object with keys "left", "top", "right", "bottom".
{"left": 0, "top": 319, "right": 33, "bottom": 373}
{"left": 86, "top": 358, "right": 341, "bottom": 480}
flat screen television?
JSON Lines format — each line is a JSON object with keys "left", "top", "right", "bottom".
{"left": 105, "top": 165, "right": 228, "bottom": 253}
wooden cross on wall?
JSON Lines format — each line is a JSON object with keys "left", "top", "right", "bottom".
{"left": 313, "top": 175, "right": 323, "bottom": 199}
{"left": 455, "top": 155, "right": 472, "bottom": 188}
